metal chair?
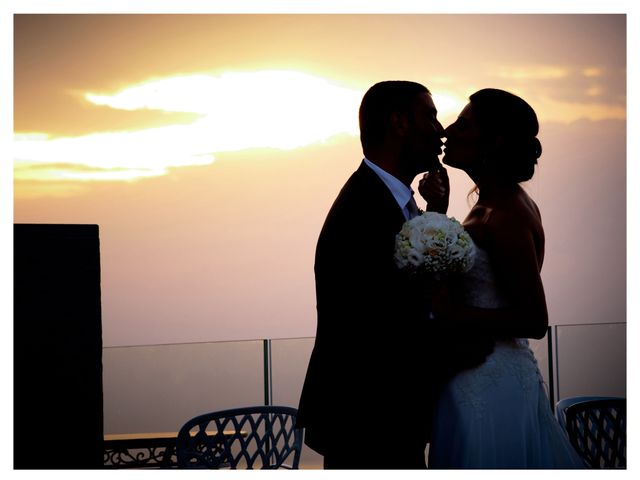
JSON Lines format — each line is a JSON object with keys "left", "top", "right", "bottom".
{"left": 175, "top": 406, "right": 303, "bottom": 469}
{"left": 555, "top": 396, "right": 626, "bottom": 468}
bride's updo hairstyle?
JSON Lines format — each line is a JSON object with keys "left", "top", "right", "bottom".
{"left": 470, "top": 88, "right": 542, "bottom": 183}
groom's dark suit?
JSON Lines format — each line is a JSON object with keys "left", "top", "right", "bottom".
{"left": 297, "top": 161, "right": 440, "bottom": 468}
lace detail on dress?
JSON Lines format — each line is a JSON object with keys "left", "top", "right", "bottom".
{"left": 447, "top": 243, "right": 546, "bottom": 420}
{"left": 453, "top": 245, "right": 508, "bottom": 309}
{"left": 429, "top": 243, "right": 585, "bottom": 468}
{"left": 451, "top": 339, "right": 544, "bottom": 420}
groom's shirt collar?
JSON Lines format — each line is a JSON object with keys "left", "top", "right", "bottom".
{"left": 363, "top": 157, "right": 414, "bottom": 219}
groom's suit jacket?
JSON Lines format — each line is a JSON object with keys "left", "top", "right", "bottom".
{"left": 297, "top": 161, "right": 440, "bottom": 456}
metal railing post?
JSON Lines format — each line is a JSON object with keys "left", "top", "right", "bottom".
{"left": 547, "top": 325, "right": 560, "bottom": 409}
{"left": 263, "top": 339, "right": 273, "bottom": 406}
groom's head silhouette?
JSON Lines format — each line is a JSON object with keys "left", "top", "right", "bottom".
{"left": 359, "top": 80, "right": 444, "bottom": 186}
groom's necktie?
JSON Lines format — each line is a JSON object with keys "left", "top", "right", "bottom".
{"left": 406, "top": 195, "right": 420, "bottom": 219}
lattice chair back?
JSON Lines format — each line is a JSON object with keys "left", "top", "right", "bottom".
{"left": 556, "top": 396, "right": 626, "bottom": 468}
{"left": 176, "top": 406, "right": 303, "bottom": 469}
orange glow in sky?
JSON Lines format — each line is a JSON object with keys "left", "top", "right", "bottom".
{"left": 15, "top": 70, "right": 471, "bottom": 184}
{"left": 12, "top": 14, "right": 627, "bottom": 346}
{"left": 16, "top": 70, "right": 364, "bottom": 183}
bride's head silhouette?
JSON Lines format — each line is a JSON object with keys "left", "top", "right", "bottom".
{"left": 443, "top": 88, "right": 542, "bottom": 187}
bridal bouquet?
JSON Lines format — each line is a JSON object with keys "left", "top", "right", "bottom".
{"left": 394, "top": 212, "right": 475, "bottom": 274}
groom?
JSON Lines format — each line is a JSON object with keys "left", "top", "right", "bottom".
{"left": 296, "top": 81, "right": 450, "bottom": 469}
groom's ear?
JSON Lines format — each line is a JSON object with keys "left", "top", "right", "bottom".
{"left": 390, "top": 111, "right": 410, "bottom": 137}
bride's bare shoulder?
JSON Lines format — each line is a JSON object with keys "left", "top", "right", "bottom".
{"left": 491, "top": 188, "right": 541, "bottom": 226}
{"left": 464, "top": 188, "right": 543, "bottom": 248}
{"left": 462, "top": 204, "right": 493, "bottom": 246}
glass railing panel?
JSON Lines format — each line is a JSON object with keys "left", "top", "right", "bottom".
{"left": 555, "top": 323, "right": 626, "bottom": 400}
{"left": 101, "top": 324, "right": 624, "bottom": 468}
{"left": 528, "top": 334, "right": 551, "bottom": 397}
{"left": 271, "top": 337, "right": 322, "bottom": 468}
{"left": 270, "top": 337, "right": 314, "bottom": 407}
{"left": 103, "top": 340, "right": 264, "bottom": 435}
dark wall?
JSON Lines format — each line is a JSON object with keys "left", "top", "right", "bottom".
{"left": 14, "top": 224, "right": 104, "bottom": 469}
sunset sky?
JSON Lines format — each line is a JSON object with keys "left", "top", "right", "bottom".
{"left": 7, "top": 5, "right": 635, "bottom": 347}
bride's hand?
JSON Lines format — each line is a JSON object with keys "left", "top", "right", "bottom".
{"left": 419, "top": 168, "right": 450, "bottom": 214}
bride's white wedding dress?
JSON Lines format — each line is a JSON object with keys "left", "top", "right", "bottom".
{"left": 428, "top": 245, "right": 584, "bottom": 468}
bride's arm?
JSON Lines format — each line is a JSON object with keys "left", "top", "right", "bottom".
{"left": 434, "top": 210, "right": 548, "bottom": 340}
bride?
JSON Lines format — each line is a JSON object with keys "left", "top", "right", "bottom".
{"left": 421, "top": 88, "right": 584, "bottom": 468}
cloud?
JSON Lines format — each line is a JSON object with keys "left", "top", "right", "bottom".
{"left": 14, "top": 161, "right": 166, "bottom": 182}
{"left": 14, "top": 127, "right": 216, "bottom": 181}
{"left": 582, "top": 67, "right": 603, "bottom": 78}
{"left": 19, "top": 162, "right": 135, "bottom": 172}
{"left": 83, "top": 70, "right": 361, "bottom": 150}
{"left": 495, "top": 65, "right": 570, "bottom": 80}
{"left": 486, "top": 63, "right": 626, "bottom": 121}
{"left": 14, "top": 71, "right": 362, "bottom": 184}
{"left": 585, "top": 85, "right": 604, "bottom": 97}
{"left": 535, "top": 98, "right": 626, "bottom": 124}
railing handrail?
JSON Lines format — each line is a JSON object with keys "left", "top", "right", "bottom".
{"left": 102, "top": 322, "right": 625, "bottom": 350}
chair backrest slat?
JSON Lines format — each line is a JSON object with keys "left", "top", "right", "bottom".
{"left": 556, "top": 396, "right": 625, "bottom": 469}
{"left": 176, "top": 406, "right": 303, "bottom": 469}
